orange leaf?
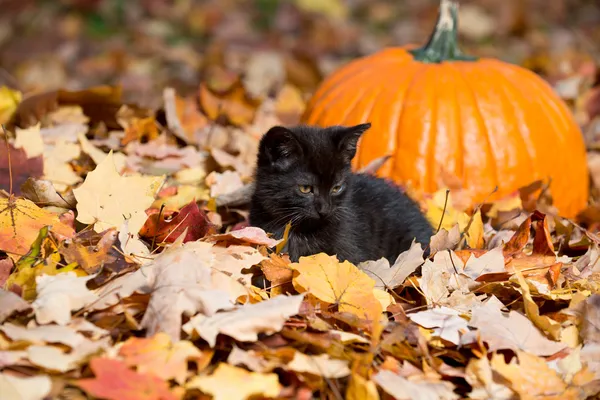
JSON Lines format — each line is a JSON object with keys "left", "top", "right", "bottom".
{"left": 199, "top": 79, "right": 261, "bottom": 126}
{"left": 0, "top": 196, "right": 74, "bottom": 261}
{"left": 75, "top": 357, "right": 179, "bottom": 400}
{"left": 119, "top": 333, "right": 212, "bottom": 384}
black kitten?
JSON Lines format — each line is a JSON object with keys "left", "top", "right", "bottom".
{"left": 249, "top": 123, "right": 433, "bottom": 264}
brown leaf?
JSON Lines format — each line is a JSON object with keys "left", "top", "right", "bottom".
{"left": 199, "top": 78, "right": 261, "bottom": 126}
{"left": 0, "top": 142, "right": 44, "bottom": 196}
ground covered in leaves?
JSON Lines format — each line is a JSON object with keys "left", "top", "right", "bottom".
{"left": 1, "top": 1, "right": 600, "bottom": 400}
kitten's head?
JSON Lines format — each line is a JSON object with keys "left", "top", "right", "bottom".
{"left": 252, "top": 123, "right": 371, "bottom": 228}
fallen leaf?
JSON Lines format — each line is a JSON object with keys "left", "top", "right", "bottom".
{"left": 292, "top": 253, "right": 383, "bottom": 322}
{"left": 463, "top": 246, "right": 506, "bottom": 281}
{"left": 183, "top": 294, "right": 305, "bottom": 347}
{"left": 199, "top": 79, "right": 261, "bottom": 127}
{"left": 286, "top": 351, "right": 350, "bottom": 378}
{"left": 465, "top": 355, "right": 515, "bottom": 400}
{"left": 465, "top": 296, "right": 566, "bottom": 356}
{"left": 140, "top": 200, "right": 216, "bottom": 244}
{"left": 119, "top": 333, "right": 210, "bottom": 384}
{"left": 408, "top": 307, "right": 469, "bottom": 345}
{"left": 0, "top": 322, "right": 87, "bottom": 348}
{"left": 186, "top": 363, "right": 281, "bottom": 400}
{"left": 138, "top": 241, "right": 237, "bottom": 341}
{"left": 373, "top": 369, "right": 459, "bottom": 400}
{"left": 32, "top": 272, "right": 98, "bottom": 325}
{"left": 346, "top": 373, "right": 380, "bottom": 400}
{"left": 13, "top": 123, "right": 44, "bottom": 159}
{"left": 163, "top": 87, "right": 209, "bottom": 145}
{"left": 0, "top": 142, "right": 44, "bottom": 196}
{"left": 207, "top": 226, "right": 282, "bottom": 247}
{"left": 0, "top": 86, "right": 22, "bottom": 124}
{"left": 75, "top": 357, "right": 178, "bottom": 400}
{"left": 0, "top": 373, "right": 51, "bottom": 400}
{"left": 491, "top": 351, "right": 579, "bottom": 400}
{"left": 0, "top": 197, "right": 74, "bottom": 261}
{"left": 20, "top": 178, "right": 76, "bottom": 208}
{"left": 359, "top": 240, "right": 424, "bottom": 289}
{"left": 0, "top": 289, "right": 30, "bottom": 323}
{"left": 59, "top": 228, "right": 120, "bottom": 274}
{"left": 42, "top": 138, "right": 81, "bottom": 192}
{"left": 206, "top": 170, "right": 244, "bottom": 198}
{"left": 429, "top": 225, "right": 461, "bottom": 254}
{"left": 73, "top": 151, "right": 165, "bottom": 233}
{"left": 26, "top": 337, "right": 109, "bottom": 372}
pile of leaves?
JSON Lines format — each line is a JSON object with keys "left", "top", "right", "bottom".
{"left": 0, "top": 75, "right": 599, "bottom": 400}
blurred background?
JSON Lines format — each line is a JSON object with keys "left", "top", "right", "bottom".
{"left": 1, "top": 0, "right": 598, "bottom": 109}
{"left": 1, "top": 0, "right": 600, "bottom": 223}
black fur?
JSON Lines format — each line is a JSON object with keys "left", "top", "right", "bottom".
{"left": 249, "top": 123, "right": 434, "bottom": 264}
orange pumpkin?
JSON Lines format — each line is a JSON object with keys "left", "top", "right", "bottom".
{"left": 301, "top": 0, "right": 589, "bottom": 218}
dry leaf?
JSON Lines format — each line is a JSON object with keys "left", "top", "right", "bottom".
{"left": 73, "top": 151, "right": 165, "bottom": 233}
{"left": 183, "top": 294, "right": 305, "bottom": 347}
{"left": 186, "top": 363, "right": 281, "bottom": 400}
{"left": 408, "top": 307, "right": 469, "bottom": 345}
{"left": 32, "top": 272, "right": 98, "bottom": 325}
{"left": 0, "top": 289, "right": 31, "bottom": 323}
{"left": 286, "top": 351, "right": 350, "bottom": 378}
{"left": 291, "top": 253, "right": 382, "bottom": 322}
{"left": 373, "top": 370, "right": 459, "bottom": 400}
{"left": 359, "top": 240, "right": 424, "bottom": 289}
{"left": 0, "top": 373, "right": 51, "bottom": 400}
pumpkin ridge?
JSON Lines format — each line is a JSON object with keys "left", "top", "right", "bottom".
{"left": 447, "top": 63, "right": 500, "bottom": 194}
{"left": 357, "top": 63, "right": 423, "bottom": 170}
{"left": 391, "top": 65, "right": 430, "bottom": 186}
{"left": 308, "top": 57, "right": 414, "bottom": 117}
{"left": 426, "top": 67, "right": 439, "bottom": 193}
{"left": 484, "top": 61, "right": 537, "bottom": 183}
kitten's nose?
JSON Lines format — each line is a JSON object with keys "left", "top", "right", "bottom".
{"left": 315, "top": 200, "right": 331, "bottom": 217}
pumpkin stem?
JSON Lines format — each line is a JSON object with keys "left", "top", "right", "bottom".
{"left": 409, "top": 0, "right": 477, "bottom": 63}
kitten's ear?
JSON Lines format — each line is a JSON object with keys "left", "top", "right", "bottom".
{"left": 334, "top": 123, "right": 371, "bottom": 162}
{"left": 258, "top": 126, "right": 302, "bottom": 170}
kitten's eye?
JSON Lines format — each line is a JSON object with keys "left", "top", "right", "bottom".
{"left": 298, "top": 185, "right": 313, "bottom": 194}
{"left": 331, "top": 184, "right": 344, "bottom": 194}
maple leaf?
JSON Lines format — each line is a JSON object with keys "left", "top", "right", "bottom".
{"left": 291, "top": 253, "right": 383, "bottom": 322}
{"left": 0, "top": 289, "right": 30, "bottom": 323}
{"left": 183, "top": 293, "right": 304, "bottom": 347}
{"left": 206, "top": 226, "right": 282, "bottom": 247}
{"left": 490, "top": 351, "right": 580, "bottom": 400}
{"left": 13, "top": 123, "right": 43, "bottom": 159}
{"left": 138, "top": 241, "right": 237, "bottom": 341}
{"left": 0, "top": 373, "right": 51, "bottom": 400}
{"left": 373, "top": 369, "right": 459, "bottom": 400}
{"left": 0, "top": 322, "right": 88, "bottom": 348}
{"left": 0, "top": 197, "right": 74, "bottom": 261}
{"left": 42, "top": 137, "right": 82, "bottom": 192}
{"left": 26, "top": 337, "right": 110, "bottom": 372}
{"left": 359, "top": 240, "right": 425, "bottom": 289}
{"left": 73, "top": 151, "right": 165, "bottom": 234}
{"left": 408, "top": 307, "right": 469, "bottom": 345}
{"left": 140, "top": 200, "right": 216, "bottom": 244}
{"left": 286, "top": 351, "right": 350, "bottom": 378}
{"left": 186, "top": 363, "right": 281, "bottom": 400}
{"left": 75, "top": 357, "right": 178, "bottom": 400}
{"left": 465, "top": 356, "right": 515, "bottom": 400}
{"left": 119, "top": 333, "right": 211, "bottom": 384}
{"left": 32, "top": 272, "right": 98, "bottom": 325}
{"left": 463, "top": 296, "right": 565, "bottom": 356}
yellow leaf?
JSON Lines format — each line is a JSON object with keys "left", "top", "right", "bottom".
{"left": 13, "top": 123, "right": 43, "bottom": 159}
{"left": 187, "top": 363, "right": 281, "bottom": 400}
{"left": 516, "top": 272, "right": 562, "bottom": 341}
{"left": 291, "top": 253, "right": 382, "bottom": 322}
{"left": 346, "top": 373, "right": 380, "bottom": 400}
{"left": 0, "top": 86, "right": 22, "bottom": 124}
{"left": 73, "top": 151, "right": 165, "bottom": 233}
{"left": 491, "top": 351, "right": 579, "bottom": 400}
{"left": 0, "top": 197, "right": 74, "bottom": 262}
{"left": 425, "top": 189, "right": 469, "bottom": 231}
{"left": 295, "top": 0, "right": 348, "bottom": 19}
{"left": 465, "top": 209, "right": 484, "bottom": 249}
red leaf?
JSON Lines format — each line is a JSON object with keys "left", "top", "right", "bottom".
{"left": 75, "top": 358, "right": 178, "bottom": 400}
{"left": 140, "top": 200, "right": 216, "bottom": 244}
{"left": 0, "top": 143, "right": 43, "bottom": 196}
